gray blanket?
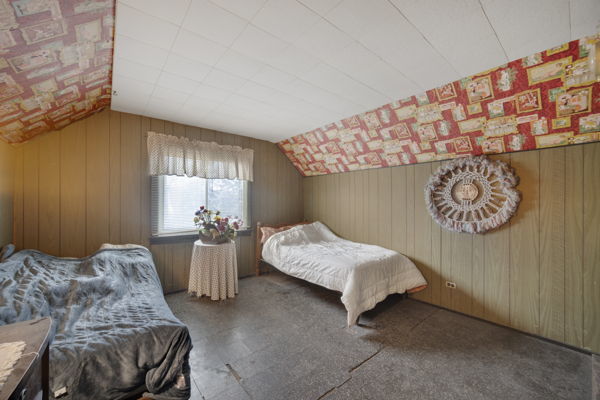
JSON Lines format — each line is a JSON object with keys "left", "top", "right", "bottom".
{"left": 0, "top": 247, "right": 192, "bottom": 400}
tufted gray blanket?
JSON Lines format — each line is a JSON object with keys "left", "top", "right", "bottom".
{"left": 0, "top": 247, "right": 192, "bottom": 400}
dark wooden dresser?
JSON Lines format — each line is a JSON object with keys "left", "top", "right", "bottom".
{"left": 0, "top": 318, "right": 51, "bottom": 400}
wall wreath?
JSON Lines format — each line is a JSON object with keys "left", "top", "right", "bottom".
{"left": 424, "top": 156, "right": 520, "bottom": 234}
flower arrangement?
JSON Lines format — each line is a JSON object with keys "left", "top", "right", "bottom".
{"left": 194, "top": 206, "right": 242, "bottom": 244}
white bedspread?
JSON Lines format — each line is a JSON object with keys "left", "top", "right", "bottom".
{"left": 262, "top": 222, "right": 427, "bottom": 326}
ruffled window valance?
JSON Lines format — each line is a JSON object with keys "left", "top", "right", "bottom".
{"left": 147, "top": 132, "right": 254, "bottom": 181}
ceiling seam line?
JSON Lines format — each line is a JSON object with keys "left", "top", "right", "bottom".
{"left": 478, "top": 0, "right": 509, "bottom": 62}
{"left": 385, "top": 0, "right": 462, "bottom": 77}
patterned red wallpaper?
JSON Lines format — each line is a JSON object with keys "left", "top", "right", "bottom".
{"left": 0, "top": 0, "right": 113, "bottom": 144}
{"left": 278, "top": 35, "right": 600, "bottom": 176}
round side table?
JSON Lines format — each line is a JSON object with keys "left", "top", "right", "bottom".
{"left": 188, "top": 240, "right": 238, "bottom": 300}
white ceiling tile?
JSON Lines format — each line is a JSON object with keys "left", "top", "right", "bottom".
{"left": 113, "top": 0, "right": 598, "bottom": 143}
{"left": 268, "top": 45, "right": 321, "bottom": 76}
{"left": 297, "top": 0, "right": 343, "bottom": 15}
{"left": 251, "top": 65, "right": 296, "bottom": 90}
{"left": 111, "top": 97, "right": 147, "bottom": 115}
{"left": 113, "top": 34, "right": 169, "bottom": 69}
{"left": 118, "top": 0, "right": 191, "bottom": 25}
{"left": 171, "top": 29, "right": 228, "bottom": 65}
{"left": 209, "top": 0, "right": 268, "bottom": 20}
{"left": 113, "top": 57, "right": 162, "bottom": 84}
{"left": 300, "top": 63, "right": 390, "bottom": 108}
{"left": 293, "top": 19, "right": 354, "bottom": 61}
{"left": 152, "top": 86, "right": 190, "bottom": 105}
{"left": 326, "top": 43, "right": 419, "bottom": 99}
{"left": 184, "top": 94, "right": 222, "bottom": 110}
{"left": 285, "top": 79, "right": 362, "bottom": 114}
{"left": 203, "top": 68, "right": 248, "bottom": 92}
{"left": 115, "top": 3, "right": 180, "bottom": 49}
{"left": 326, "top": 0, "right": 395, "bottom": 39}
{"left": 389, "top": 0, "right": 506, "bottom": 77}
{"left": 215, "top": 50, "right": 265, "bottom": 79}
{"left": 157, "top": 72, "right": 200, "bottom": 94}
{"left": 145, "top": 98, "right": 185, "bottom": 120}
{"left": 192, "top": 83, "right": 233, "bottom": 102}
{"left": 252, "top": 0, "right": 320, "bottom": 42}
{"left": 570, "top": 0, "right": 600, "bottom": 40}
{"left": 231, "top": 24, "right": 289, "bottom": 62}
{"left": 358, "top": 17, "right": 459, "bottom": 90}
{"left": 480, "top": 0, "right": 570, "bottom": 60}
{"left": 163, "top": 54, "right": 212, "bottom": 82}
{"left": 112, "top": 73, "right": 155, "bottom": 97}
{"left": 183, "top": 0, "right": 248, "bottom": 46}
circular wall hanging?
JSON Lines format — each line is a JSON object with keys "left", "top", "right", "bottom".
{"left": 424, "top": 156, "right": 520, "bottom": 234}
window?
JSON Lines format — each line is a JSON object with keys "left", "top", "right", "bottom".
{"left": 152, "top": 175, "right": 249, "bottom": 236}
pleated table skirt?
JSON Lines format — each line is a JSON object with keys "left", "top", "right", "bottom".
{"left": 188, "top": 240, "right": 238, "bottom": 300}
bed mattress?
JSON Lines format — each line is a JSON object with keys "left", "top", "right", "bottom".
{"left": 262, "top": 222, "right": 427, "bottom": 325}
{"left": 0, "top": 246, "right": 192, "bottom": 400}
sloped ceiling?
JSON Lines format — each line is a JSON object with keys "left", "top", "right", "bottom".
{"left": 111, "top": 0, "right": 600, "bottom": 143}
{"left": 0, "top": 0, "right": 113, "bottom": 144}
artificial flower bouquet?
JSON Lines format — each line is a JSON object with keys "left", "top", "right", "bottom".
{"left": 194, "top": 206, "right": 242, "bottom": 244}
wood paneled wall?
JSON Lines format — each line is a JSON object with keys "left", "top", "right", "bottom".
{"left": 12, "top": 109, "right": 304, "bottom": 290}
{"left": 0, "top": 140, "right": 14, "bottom": 247}
{"left": 304, "top": 143, "right": 600, "bottom": 353}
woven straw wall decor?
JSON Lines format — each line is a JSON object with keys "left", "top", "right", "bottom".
{"left": 424, "top": 156, "right": 520, "bottom": 234}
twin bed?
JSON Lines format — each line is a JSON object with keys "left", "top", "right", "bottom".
{"left": 0, "top": 245, "right": 192, "bottom": 400}
{"left": 255, "top": 221, "right": 427, "bottom": 326}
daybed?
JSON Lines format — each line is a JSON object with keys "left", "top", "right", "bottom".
{"left": 0, "top": 245, "right": 192, "bottom": 400}
{"left": 255, "top": 221, "right": 427, "bottom": 326}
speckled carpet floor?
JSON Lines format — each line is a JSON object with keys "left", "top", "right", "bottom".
{"left": 166, "top": 271, "right": 599, "bottom": 400}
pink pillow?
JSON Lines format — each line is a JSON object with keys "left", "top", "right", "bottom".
{"left": 260, "top": 226, "right": 293, "bottom": 244}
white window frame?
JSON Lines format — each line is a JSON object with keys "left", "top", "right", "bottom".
{"left": 151, "top": 175, "right": 250, "bottom": 236}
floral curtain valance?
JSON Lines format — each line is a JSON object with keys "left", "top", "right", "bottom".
{"left": 147, "top": 132, "right": 254, "bottom": 181}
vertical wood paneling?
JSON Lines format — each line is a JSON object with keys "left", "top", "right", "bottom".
{"left": 60, "top": 122, "right": 86, "bottom": 257}
{"left": 509, "top": 151, "right": 540, "bottom": 335}
{"left": 484, "top": 155, "right": 511, "bottom": 325}
{"left": 390, "top": 166, "right": 407, "bottom": 254}
{"left": 405, "top": 166, "right": 415, "bottom": 260}
{"left": 12, "top": 147, "right": 23, "bottom": 249}
{"left": 378, "top": 168, "right": 391, "bottom": 249}
{"left": 120, "top": 113, "right": 141, "bottom": 244}
{"left": 0, "top": 140, "right": 15, "bottom": 247}
{"left": 85, "top": 112, "right": 110, "bottom": 254}
{"left": 583, "top": 142, "right": 600, "bottom": 352}
{"left": 412, "top": 163, "right": 431, "bottom": 303}
{"left": 38, "top": 132, "right": 60, "bottom": 255}
{"left": 304, "top": 143, "right": 599, "bottom": 352}
{"left": 539, "top": 148, "right": 565, "bottom": 342}
{"left": 22, "top": 141, "right": 39, "bottom": 249}
{"left": 429, "top": 161, "right": 442, "bottom": 307}
{"left": 565, "top": 145, "right": 584, "bottom": 347}
{"left": 109, "top": 111, "right": 121, "bottom": 244}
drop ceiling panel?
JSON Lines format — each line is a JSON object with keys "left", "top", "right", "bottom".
{"left": 171, "top": 29, "right": 228, "bottom": 65}
{"left": 116, "top": 3, "right": 179, "bottom": 49}
{"left": 112, "top": 0, "right": 593, "bottom": 142}
{"left": 182, "top": 0, "right": 248, "bottom": 46}
{"left": 114, "top": 34, "right": 169, "bottom": 69}
{"left": 119, "top": 0, "right": 191, "bottom": 25}
{"left": 389, "top": 0, "right": 508, "bottom": 77}
{"left": 252, "top": 0, "right": 321, "bottom": 42}
{"left": 162, "top": 54, "right": 212, "bottom": 82}
{"left": 210, "top": 0, "right": 268, "bottom": 20}
{"left": 479, "top": 0, "right": 570, "bottom": 60}
{"left": 570, "top": 0, "right": 600, "bottom": 39}
{"left": 215, "top": 50, "right": 266, "bottom": 79}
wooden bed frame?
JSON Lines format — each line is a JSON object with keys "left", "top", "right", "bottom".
{"left": 254, "top": 221, "right": 309, "bottom": 276}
